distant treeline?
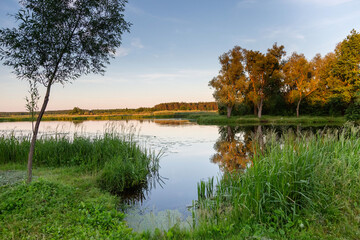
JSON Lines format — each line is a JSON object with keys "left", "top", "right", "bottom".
{"left": 0, "top": 102, "right": 218, "bottom": 117}
{"left": 153, "top": 102, "right": 218, "bottom": 111}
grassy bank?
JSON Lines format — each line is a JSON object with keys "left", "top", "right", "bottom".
{"left": 0, "top": 126, "right": 161, "bottom": 195}
{"left": 195, "top": 114, "right": 347, "bottom": 125}
{"left": 185, "top": 125, "right": 360, "bottom": 239}
{"left": 0, "top": 126, "right": 161, "bottom": 239}
{"left": 1, "top": 125, "right": 360, "bottom": 239}
{"left": 0, "top": 110, "right": 216, "bottom": 122}
{"left": 0, "top": 167, "right": 136, "bottom": 239}
{"left": 0, "top": 110, "right": 350, "bottom": 125}
{"left": 138, "top": 125, "right": 360, "bottom": 239}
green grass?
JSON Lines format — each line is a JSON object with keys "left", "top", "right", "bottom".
{"left": 1, "top": 124, "right": 360, "bottom": 239}
{"left": 135, "top": 125, "right": 360, "bottom": 239}
{"left": 0, "top": 125, "right": 160, "bottom": 194}
{"left": 195, "top": 114, "right": 347, "bottom": 125}
{"left": 185, "top": 124, "right": 360, "bottom": 239}
{"left": 0, "top": 124, "right": 160, "bottom": 239}
{"left": 0, "top": 110, "right": 216, "bottom": 122}
{"left": 0, "top": 165, "right": 138, "bottom": 239}
{"left": 0, "top": 110, "right": 351, "bottom": 126}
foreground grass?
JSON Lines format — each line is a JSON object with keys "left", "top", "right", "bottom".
{"left": 1, "top": 125, "right": 360, "bottom": 239}
{"left": 0, "top": 127, "right": 161, "bottom": 239}
{"left": 0, "top": 127, "right": 160, "bottom": 193}
{"left": 0, "top": 165, "right": 137, "bottom": 239}
{"left": 186, "top": 125, "right": 360, "bottom": 239}
{"left": 138, "top": 125, "right": 360, "bottom": 239}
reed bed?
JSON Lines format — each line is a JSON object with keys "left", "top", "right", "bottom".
{"left": 0, "top": 125, "right": 160, "bottom": 194}
{"left": 194, "top": 124, "right": 360, "bottom": 238}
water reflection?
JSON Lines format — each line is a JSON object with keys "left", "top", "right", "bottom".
{"left": 119, "top": 170, "right": 166, "bottom": 206}
{"left": 0, "top": 120, "right": 343, "bottom": 232}
{"left": 211, "top": 124, "right": 340, "bottom": 173}
{"left": 211, "top": 126, "right": 254, "bottom": 172}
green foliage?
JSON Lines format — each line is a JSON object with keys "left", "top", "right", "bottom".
{"left": 218, "top": 102, "right": 252, "bottom": 116}
{"left": 0, "top": 0, "right": 131, "bottom": 85}
{"left": 70, "top": 107, "right": 85, "bottom": 115}
{"left": 0, "top": 0, "right": 132, "bottom": 182}
{"left": 0, "top": 130, "right": 146, "bottom": 169}
{"left": 154, "top": 102, "right": 218, "bottom": 111}
{"left": 345, "top": 103, "right": 360, "bottom": 120}
{"left": 193, "top": 126, "right": 360, "bottom": 239}
{"left": 97, "top": 148, "right": 160, "bottom": 194}
{"left": 0, "top": 179, "right": 134, "bottom": 239}
{"left": 25, "top": 81, "right": 40, "bottom": 131}
{"left": 209, "top": 46, "right": 248, "bottom": 117}
{"left": 0, "top": 127, "right": 160, "bottom": 195}
{"left": 207, "top": 30, "right": 360, "bottom": 118}
{"left": 333, "top": 29, "right": 360, "bottom": 98}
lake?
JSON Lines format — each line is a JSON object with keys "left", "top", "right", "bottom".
{"left": 0, "top": 119, "right": 339, "bottom": 231}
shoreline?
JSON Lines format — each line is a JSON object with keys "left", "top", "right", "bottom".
{"left": 0, "top": 111, "right": 350, "bottom": 125}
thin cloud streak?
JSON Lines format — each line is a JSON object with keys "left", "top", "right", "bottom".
{"left": 131, "top": 38, "right": 144, "bottom": 49}
{"left": 137, "top": 69, "right": 217, "bottom": 83}
{"left": 290, "top": 0, "right": 353, "bottom": 6}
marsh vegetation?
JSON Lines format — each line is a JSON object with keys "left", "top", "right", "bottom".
{"left": 1, "top": 121, "right": 359, "bottom": 239}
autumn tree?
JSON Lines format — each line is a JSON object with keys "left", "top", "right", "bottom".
{"left": 283, "top": 53, "right": 319, "bottom": 117}
{"left": 244, "top": 43, "right": 285, "bottom": 118}
{"left": 0, "top": 0, "right": 131, "bottom": 183}
{"left": 209, "top": 46, "right": 248, "bottom": 118}
{"left": 309, "top": 53, "right": 337, "bottom": 103}
{"left": 333, "top": 29, "right": 360, "bottom": 103}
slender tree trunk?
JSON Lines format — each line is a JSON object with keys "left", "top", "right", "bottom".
{"left": 27, "top": 83, "right": 52, "bottom": 183}
{"left": 227, "top": 126, "right": 234, "bottom": 142}
{"left": 296, "top": 98, "right": 301, "bottom": 118}
{"left": 257, "top": 98, "right": 263, "bottom": 118}
{"left": 227, "top": 105, "right": 232, "bottom": 118}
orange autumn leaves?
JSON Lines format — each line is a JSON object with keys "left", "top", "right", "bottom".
{"left": 209, "top": 29, "right": 360, "bottom": 118}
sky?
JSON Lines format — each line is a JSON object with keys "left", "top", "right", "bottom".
{"left": 1, "top": 0, "right": 360, "bottom": 112}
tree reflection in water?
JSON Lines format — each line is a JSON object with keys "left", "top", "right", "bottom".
{"left": 211, "top": 125, "right": 265, "bottom": 172}
{"left": 211, "top": 124, "right": 339, "bottom": 173}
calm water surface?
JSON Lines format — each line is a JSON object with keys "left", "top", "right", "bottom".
{"left": 0, "top": 120, "right": 221, "bottom": 230}
{"left": 0, "top": 120, "right": 337, "bottom": 231}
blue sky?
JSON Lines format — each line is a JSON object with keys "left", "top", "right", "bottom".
{"left": 1, "top": 0, "right": 360, "bottom": 111}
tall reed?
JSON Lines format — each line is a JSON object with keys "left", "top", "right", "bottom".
{"left": 195, "top": 125, "right": 360, "bottom": 233}
{"left": 0, "top": 125, "right": 161, "bottom": 194}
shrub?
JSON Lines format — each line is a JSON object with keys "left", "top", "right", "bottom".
{"left": 345, "top": 103, "right": 360, "bottom": 120}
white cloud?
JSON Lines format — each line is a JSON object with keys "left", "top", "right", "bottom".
{"left": 127, "top": 3, "right": 187, "bottom": 24}
{"left": 263, "top": 27, "right": 305, "bottom": 41}
{"left": 113, "top": 39, "right": 144, "bottom": 58}
{"left": 290, "top": 0, "right": 353, "bottom": 6}
{"left": 127, "top": 4, "right": 145, "bottom": 15}
{"left": 137, "top": 69, "right": 217, "bottom": 83}
{"left": 240, "top": 38, "right": 257, "bottom": 43}
{"left": 131, "top": 38, "right": 144, "bottom": 49}
{"left": 138, "top": 73, "right": 179, "bottom": 81}
{"left": 237, "top": 0, "right": 257, "bottom": 7}
{"left": 114, "top": 47, "right": 130, "bottom": 57}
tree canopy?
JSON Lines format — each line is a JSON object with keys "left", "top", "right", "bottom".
{"left": 0, "top": 0, "right": 131, "bottom": 182}
{"left": 210, "top": 29, "right": 360, "bottom": 120}
{"left": 209, "top": 46, "right": 248, "bottom": 118}
{"left": 283, "top": 52, "right": 318, "bottom": 117}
